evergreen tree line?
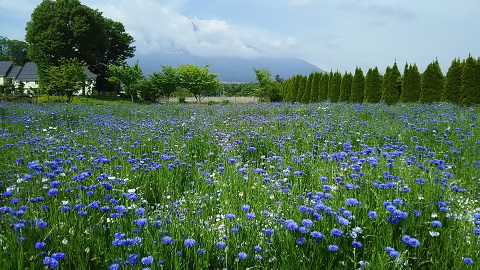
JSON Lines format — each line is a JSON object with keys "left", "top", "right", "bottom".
{"left": 281, "top": 56, "right": 480, "bottom": 106}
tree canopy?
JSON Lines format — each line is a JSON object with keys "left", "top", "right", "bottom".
{"left": 0, "top": 36, "right": 29, "bottom": 65}
{"left": 253, "top": 68, "right": 282, "bottom": 102}
{"left": 44, "top": 58, "right": 88, "bottom": 101}
{"left": 108, "top": 60, "right": 144, "bottom": 102}
{"left": 177, "top": 64, "right": 221, "bottom": 102}
{"left": 25, "top": 0, "right": 135, "bottom": 92}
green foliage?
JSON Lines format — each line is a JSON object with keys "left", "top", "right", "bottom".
{"left": 177, "top": 64, "right": 221, "bottom": 102}
{"left": 443, "top": 58, "right": 463, "bottom": 104}
{"left": 295, "top": 75, "right": 307, "bottom": 102}
{"left": 400, "top": 63, "right": 421, "bottom": 102}
{"left": 420, "top": 60, "right": 444, "bottom": 103}
{"left": 328, "top": 71, "right": 341, "bottom": 102}
{"left": 460, "top": 55, "right": 480, "bottom": 105}
{"left": 310, "top": 72, "right": 321, "bottom": 103}
{"left": 44, "top": 58, "right": 88, "bottom": 101}
{"left": 301, "top": 72, "right": 314, "bottom": 103}
{"left": 148, "top": 66, "right": 179, "bottom": 101}
{"left": 108, "top": 60, "right": 144, "bottom": 102}
{"left": 253, "top": 68, "right": 282, "bottom": 102}
{"left": 0, "top": 36, "right": 29, "bottom": 65}
{"left": 350, "top": 67, "right": 364, "bottom": 103}
{"left": 318, "top": 72, "right": 329, "bottom": 101}
{"left": 0, "top": 78, "right": 14, "bottom": 95}
{"left": 338, "top": 72, "right": 353, "bottom": 102}
{"left": 382, "top": 62, "right": 401, "bottom": 105}
{"left": 364, "top": 67, "right": 382, "bottom": 103}
{"left": 25, "top": 0, "right": 135, "bottom": 92}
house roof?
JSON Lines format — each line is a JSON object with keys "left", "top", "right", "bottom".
{"left": 0, "top": 61, "right": 13, "bottom": 76}
{"left": 16, "top": 62, "right": 39, "bottom": 81}
{"left": 8, "top": 66, "right": 23, "bottom": 79}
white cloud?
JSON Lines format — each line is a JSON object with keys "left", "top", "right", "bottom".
{"left": 86, "top": 0, "right": 296, "bottom": 58}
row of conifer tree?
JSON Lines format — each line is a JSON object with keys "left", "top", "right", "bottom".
{"left": 280, "top": 55, "right": 480, "bottom": 105}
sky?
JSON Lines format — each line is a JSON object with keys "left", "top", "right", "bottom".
{"left": 1, "top": 0, "right": 480, "bottom": 74}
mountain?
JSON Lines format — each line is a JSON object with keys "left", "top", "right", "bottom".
{"left": 129, "top": 52, "right": 324, "bottom": 83}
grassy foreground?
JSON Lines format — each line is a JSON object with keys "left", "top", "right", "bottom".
{"left": 0, "top": 101, "right": 479, "bottom": 269}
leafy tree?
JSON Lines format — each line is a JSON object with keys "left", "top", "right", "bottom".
{"left": 318, "top": 72, "right": 330, "bottom": 101}
{"left": 149, "top": 66, "right": 178, "bottom": 102}
{"left": 44, "top": 58, "right": 87, "bottom": 102}
{"left": 108, "top": 60, "right": 144, "bottom": 102}
{"left": 177, "top": 64, "right": 221, "bottom": 102}
{"left": 310, "top": 72, "right": 321, "bottom": 103}
{"left": 400, "top": 63, "right": 421, "bottom": 102}
{"left": 338, "top": 72, "right": 353, "bottom": 102}
{"left": 253, "top": 68, "right": 282, "bottom": 102}
{"left": 460, "top": 55, "right": 480, "bottom": 105}
{"left": 350, "top": 67, "right": 365, "bottom": 103}
{"left": 287, "top": 75, "right": 300, "bottom": 102}
{"left": 420, "top": 60, "right": 444, "bottom": 103}
{"left": 364, "top": 67, "right": 382, "bottom": 103}
{"left": 443, "top": 58, "right": 463, "bottom": 104}
{"left": 0, "top": 37, "right": 29, "bottom": 65}
{"left": 382, "top": 62, "right": 401, "bottom": 105}
{"left": 1, "top": 78, "right": 14, "bottom": 95}
{"left": 25, "top": 0, "right": 135, "bottom": 92}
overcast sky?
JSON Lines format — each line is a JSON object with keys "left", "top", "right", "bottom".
{"left": 1, "top": 0, "right": 479, "bottom": 74}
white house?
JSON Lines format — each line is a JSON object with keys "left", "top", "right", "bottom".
{"left": 0, "top": 61, "right": 96, "bottom": 96}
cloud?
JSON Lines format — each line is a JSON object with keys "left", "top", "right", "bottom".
{"left": 87, "top": 0, "right": 296, "bottom": 58}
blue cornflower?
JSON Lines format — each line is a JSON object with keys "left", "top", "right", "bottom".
{"left": 51, "top": 253, "right": 65, "bottom": 261}
{"left": 36, "top": 219, "right": 48, "bottom": 228}
{"left": 114, "top": 205, "right": 127, "bottom": 213}
{"left": 402, "top": 235, "right": 420, "bottom": 247}
{"left": 184, "top": 238, "right": 196, "bottom": 247}
{"left": 241, "top": 204, "right": 250, "bottom": 211}
{"left": 393, "top": 198, "right": 403, "bottom": 205}
{"left": 284, "top": 219, "right": 299, "bottom": 231}
{"left": 134, "top": 218, "right": 148, "bottom": 227}
{"left": 109, "top": 263, "right": 120, "bottom": 270}
{"left": 302, "top": 219, "right": 313, "bottom": 227}
{"left": 431, "top": 220, "right": 442, "bottom": 227}
{"left": 197, "top": 248, "right": 205, "bottom": 255}
{"left": 474, "top": 213, "right": 480, "bottom": 220}
{"left": 296, "top": 238, "right": 306, "bottom": 245}
{"left": 331, "top": 228, "right": 344, "bottom": 238}
{"left": 226, "top": 213, "right": 235, "bottom": 220}
{"left": 473, "top": 228, "right": 480, "bottom": 234}
{"left": 216, "top": 241, "right": 227, "bottom": 249}
{"left": 161, "top": 236, "right": 173, "bottom": 245}
{"left": 328, "top": 245, "right": 339, "bottom": 252}
{"left": 246, "top": 212, "right": 256, "bottom": 219}
{"left": 310, "top": 231, "right": 323, "bottom": 240}
{"left": 43, "top": 256, "right": 59, "bottom": 268}
{"left": 114, "top": 232, "right": 125, "bottom": 239}
{"left": 238, "top": 252, "right": 248, "bottom": 260}
{"left": 254, "top": 245, "right": 262, "bottom": 252}
{"left": 368, "top": 211, "right": 377, "bottom": 219}
{"left": 463, "top": 258, "right": 474, "bottom": 264}
{"left": 337, "top": 216, "right": 349, "bottom": 226}
{"left": 264, "top": 228, "right": 274, "bottom": 235}
{"left": 299, "top": 226, "right": 309, "bottom": 234}
{"left": 389, "top": 250, "right": 400, "bottom": 258}
{"left": 47, "top": 188, "right": 58, "bottom": 196}
{"left": 141, "top": 255, "right": 154, "bottom": 265}
{"left": 352, "top": 240, "right": 362, "bottom": 248}
{"left": 35, "top": 241, "right": 46, "bottom": 249}
{"left": 346, "top": 198, "right": 361, "bottom": 206}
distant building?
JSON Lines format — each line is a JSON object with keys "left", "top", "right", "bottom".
{"left": 0, "top": 61, "right": 96, "bottom": 95}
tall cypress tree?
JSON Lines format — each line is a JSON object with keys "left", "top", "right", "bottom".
{"left": 420, "top": 60, "right": 444, "bottom": 103}
{"left": 296, "top": 75, "right": 307, "bottom": 102}
{"left": 310, "top": 72, "right": 321, "bottom": 103}
{"left": 289, "top": 75, "right": 300, "bottom": 102}
{"left": 460, "top": 55, "right": 480, "bottom": 105}
{"left": 382, "top": 62, "right": 401, "bottom": 105}
{"left": 400, "top": 63, "right": 421, "bottom": 102}
{"left": 339, "top": 72, "right": 353, "bottom": 102}
{"left": 302, "top": 72, "right": 314, "bottom": 103}
{"left": 350, "top": 67, "right": 364, "bottom": 103}
{"left": 318, "top": 72, "right": 330, "bottom": 101}
{"left": 328, "top": 71, "right": 342, "bottom": 102}
{"left": 364, "top": 67, "right": 382, "bottom": 103}
{"left": 443, "top": 58, "right": 463, "bottom": 104}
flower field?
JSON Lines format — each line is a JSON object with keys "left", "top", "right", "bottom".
{"left": 0, "top": 101, "right": 479, "bottom": 269}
